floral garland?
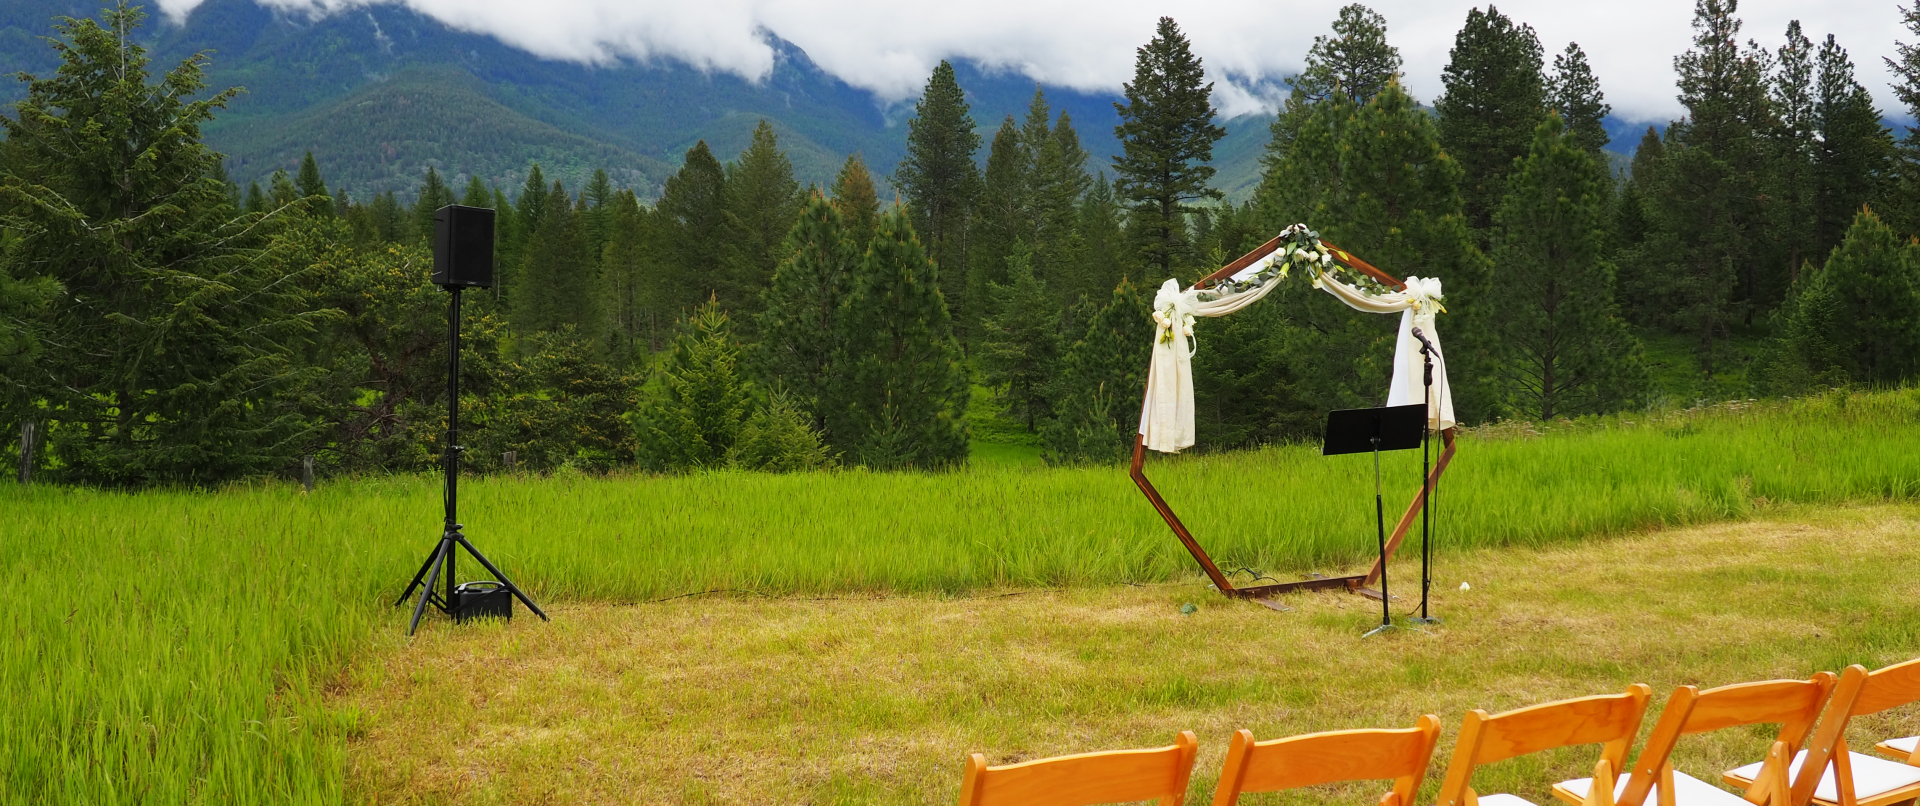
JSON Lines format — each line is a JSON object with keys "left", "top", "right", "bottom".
{"left": 1154, "top": 224, "right": 1423, "bottom": 346}
{"left": 1202, "top": 223, "right": 1396, "bottom": 298}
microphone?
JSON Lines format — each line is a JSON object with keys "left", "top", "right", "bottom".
{"left": 1411, "top": 326, "right": 1436, "bottom": 355}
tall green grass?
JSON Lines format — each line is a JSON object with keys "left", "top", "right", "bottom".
{"left": 1, "top": 387, "right": 1916, "bottom": 803}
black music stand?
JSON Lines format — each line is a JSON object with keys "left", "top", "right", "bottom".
{"left": 1323, "top": 404, "right": 1424, "bottom": 637}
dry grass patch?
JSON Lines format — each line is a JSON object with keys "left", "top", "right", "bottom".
{"left": 342, "top": 505, "right": 1920, "bottom": 805}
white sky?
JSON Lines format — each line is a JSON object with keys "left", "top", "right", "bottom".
{"left": 153, "top": 0, "right": 1915, "bottom": 124}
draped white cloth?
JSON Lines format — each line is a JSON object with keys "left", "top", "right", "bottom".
{"left": 1137, "top": 250, "right": 1455, "bottom": 454}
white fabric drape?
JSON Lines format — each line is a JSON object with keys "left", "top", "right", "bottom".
{"left": 1137, "top": 253, "right": 1455, "bottom": 454}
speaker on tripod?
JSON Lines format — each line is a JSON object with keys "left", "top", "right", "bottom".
{"left": 396, "top": 204, "right": 548, "bottom": 635}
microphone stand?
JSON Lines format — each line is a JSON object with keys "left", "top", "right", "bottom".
{"left": 1411, "top": 327, "right": 1441, "bottom": 626}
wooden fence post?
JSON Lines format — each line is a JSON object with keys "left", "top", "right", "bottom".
{"left": 17, "top": 421, "right": 34, "bottom": 484}
{"left": 301, "top": 455, "right": 314, "bottom": 493}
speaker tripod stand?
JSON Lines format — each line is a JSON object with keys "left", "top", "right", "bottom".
{"left": 396, "top": 284, "right": 548, "bottom": 635}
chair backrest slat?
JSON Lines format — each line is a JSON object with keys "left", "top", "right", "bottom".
{"left": 959, "top": 731, "right": 1200, "bottom": 806}
{"left": 1472, "top": 688, "right": 1654, "bottom": 765}
{"left": 1436, "top": 685, "right": 1653, "bottom": 806}
{"left": 1214, "top": 716, "right": 1442, "bottom": 806}
{"left": 1853, "top": 657, "right": 1920, "bottom": 717}
{"left": 1620, "top": 675, "right": 1835, "bottom": 806}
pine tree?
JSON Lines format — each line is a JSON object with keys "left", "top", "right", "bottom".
{"left": 368, "top": 191, "right": 404, "bottom": 244}
{"left": 1546, "top": 43, "right": 1611, "bottom": 157}
{"left": 829, "top": 153, "right": 880, "bottom": 250}
{"left": 1766, "top": 21, "right": 1818, "bottom": 293}
{"left": 1651, "top": 0, "right": 1772, "bottom": 372}
{"left": 1113, "top": 17, "right": 1227, "bottom": 284}
{"left": 1043, "top": 279, "right": 1153, "bottom": 464}
{"left": 978, "top": 242, "right": 1062, "bottom": 432}
{"left": 966, "top": 118, "right": 1032, "bottom": 342}
{"left": 828, "top": 207, "right": 969, "bottom": 470}
{"left": 1883, "top": 4, "right": 1920, "bottom": 238}
{"left": 244, "top": 180, "right": 265, "bottom": 214}
{"left": 894, "top": 61, "right": 981, "bottom": 338}
{"left": 0, "top": 4, "right": 329, "bottom": 484}
{"left": 269, "top": 169, "right": 297, "bottom": 209}
{"left": 727, "top": 388, "right": 834, "bottom": 472}
{"left": 634, "top": 299, "right": 752, "bottom": 471}
{"left": 1032, "top": 112, "right": 1093, "bottom": 304}
{"left": 295, "top": 151, "right": 331, "bottom": 215}
{"left": 1494, "top": 117, "right": 1648, "bottom": 420}
{"left": 724, "top": 120, "right": 802, "bottom": 318}
{"left": 1614, "top": 127, "right": 1666, "bottom": 325}
{"left": 582, "top": 168, "right": 615, "bottom": 265}
{"left": 657, "top": 141, "right": 734, "bottom": 314}
{"left": 757, "top": 194, "right": 855, "bottom": 436}
{"left": 1759, "top": 209, "right": 1920, "bottom": 391}
{"left": 1810, "top": 35, "right": 1893, "bottom": 255}
{"left": 515, "top": 182, "right": 601, "bottom": 341}
{"left": 1436, "top": 5, "right": 1547, "bottom": 239}
{"left": 1266, "top": 3, "right": 1402, "bottom": 177}
{"left": 410, "top": 166, "right": 454, "bottom": 241}
{"left": 1077, "top": 173, "right": 1125, "bottom": 297}
{"left": 600, "top": 189, "right": 660, "bottom": 360}
{"left": 1265, "top": 79, "right": 1498, "bottom": 423}
{"left": 461, "top": 175, "right": 491, "bottom": 208}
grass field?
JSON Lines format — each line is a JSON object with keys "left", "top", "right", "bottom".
{"left": 341, "top": 504, "right": 1920, "bottom": 804}
{"left": 1, "top": 386, "right": 1917, "bottom": 803}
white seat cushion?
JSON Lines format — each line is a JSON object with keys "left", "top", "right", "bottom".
{"left": 1887, "top": 736, "right": 1918, "bottom": 754}
{"left": 1727, "top": 750, "right": 1920, "bottom": 803}
{"left": 1558, "top": 770, "right": 1752, "bottom": 806}
{"left": 1479, "top": 794, "right": 1545, "bottom": 806}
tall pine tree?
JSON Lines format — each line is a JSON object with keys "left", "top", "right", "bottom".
{"left": 1436, "top": 5, "right": 1547, "bottom": 240}
{"left": 978, "top": 242, "right": 1062, "bottom": 433}
{"left": 1494, "top": 117, "right": 1648, "bottom": 420}
{"left": 657, "top": 141, "right": 734, "bottom": 315}
{"left": 828, "top": 207, "right": 969, "bottom": 469}
{"left": 758, "top": 194, "right": 856, "bottom": 436}
{"left": 830, "top": 153, "right": 880, "bottom": 250}
{"left": 1113, "top": 16, "right": 1226, "bottom": 283}
{"left": 0, "top": 4, "right": 331, "bottom": 483}
{"left": 1546, "top": 43, "right": 1611, "bottom": 157}
{"left": 894, "top": 61, "right": 981, "bottom": 340}
{"left": 725, "top": 120, "right": 802, "bottom": 319}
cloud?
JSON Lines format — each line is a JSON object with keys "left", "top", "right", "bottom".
{"left": 153, "top": 0, "right": 1917, "bottom": 124}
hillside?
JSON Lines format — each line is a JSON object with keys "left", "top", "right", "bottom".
{"left": 0, "top": 0, "right": 1639, "bottom": 203}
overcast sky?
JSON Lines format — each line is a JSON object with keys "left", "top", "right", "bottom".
{"left": 153, "top": 0, "right": 1914, "bottom": 124}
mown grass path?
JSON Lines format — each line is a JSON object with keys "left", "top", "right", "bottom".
{"left": 346, "top": 505, "right": 1920, "bottom": 804}
{"left": 2, "top": 388, "right": 1916, "bottom": 802}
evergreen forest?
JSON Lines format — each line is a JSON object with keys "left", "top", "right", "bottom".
{"left": 6, "top": 1, "right": 1920, "bottom": 486}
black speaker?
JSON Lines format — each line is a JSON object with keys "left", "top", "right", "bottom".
{"left": 432, "top": 205, "right": 494, "bottom": 289}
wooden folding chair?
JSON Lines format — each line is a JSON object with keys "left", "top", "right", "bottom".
{"left": 958, "top": 731, "right": 1200, "bottom": 806}
{"left": 1549, "top": 674, "right": 1837, "bottom": 806}
{"left": 1211, "top": 715, "right": 1442, "bottom": 806}
{"left": 1724, "top": 661, "right": 1920, "bottom": 806}
{"left": 1858, "top": 658, "right": 1920, "bottom": 767}
{"left": 1436, "top": 684, "right": 1654, "bottom": 806}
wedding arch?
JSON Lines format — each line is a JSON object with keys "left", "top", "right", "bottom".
{"left": 1128, "top": 225, "right": 1460, "bottom": 602}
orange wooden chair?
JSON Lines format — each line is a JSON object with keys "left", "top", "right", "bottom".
{"left": 1858, "top": 658, "right": 1920, "bottom": 767}
{"left": 1549, "top": 674, "right": 1837, "bottom": 806}
{"left": 1724, "top": 661, "right": 1920, "bottom": 806}
{"left": 1211, "top": 715, "right": 1442, "bottom": 806}
{"left": 1436, "top": 685, "right": 1654, "bottom": 806}
{"left": 958, "top": 731, "right": 1200, "bottom": 806}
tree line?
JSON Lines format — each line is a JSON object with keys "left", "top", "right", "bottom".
{"left": 4, "top": 1, "right": 1920, "bottom": 486}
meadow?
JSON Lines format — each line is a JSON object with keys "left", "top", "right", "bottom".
{"left": 1, "top": 386, "right": 1917, "bottom": 803}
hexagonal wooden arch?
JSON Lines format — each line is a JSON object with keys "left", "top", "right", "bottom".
{"left": 1128, "top": 234, "right": 1459, "bottom": 600}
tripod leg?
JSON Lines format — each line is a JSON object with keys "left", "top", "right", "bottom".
{"left": 407, "top": 540, "right": 448, "bottom": 636}
{"left": 452, "top": 533, "right": 550, "bottom": 622}
{"left": 395, "top": 538, "right": 445, "bottom": 607}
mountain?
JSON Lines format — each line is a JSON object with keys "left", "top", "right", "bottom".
{"left": 1, "top": 0, "right": 1640, "bottom": 204}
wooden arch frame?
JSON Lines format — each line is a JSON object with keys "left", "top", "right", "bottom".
{"left": 1128, "top": 234, "right": 1459, "bottom": 600}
